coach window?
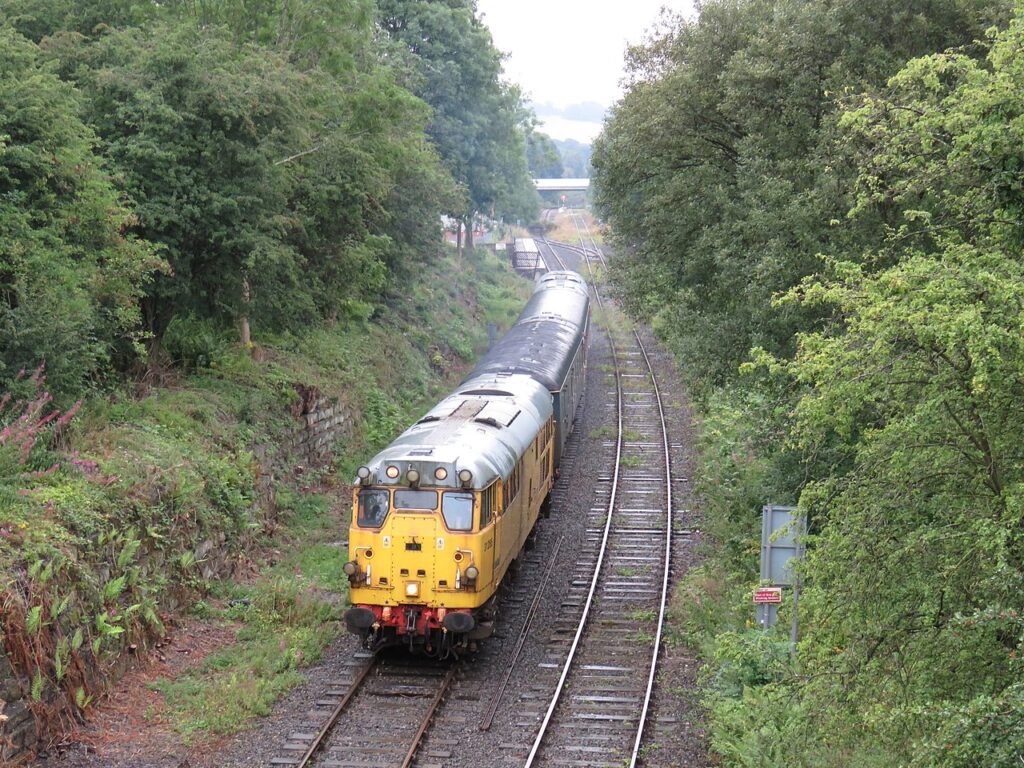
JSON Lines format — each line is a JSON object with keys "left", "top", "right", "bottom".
{"left": 442, "top": 492, "right": 474, "bottom": 531}
{"left": 357, "top": 489, "right": 390, "bottom": 528}
{"left": 394, "top": 489, "right": 438, "bottom": 511}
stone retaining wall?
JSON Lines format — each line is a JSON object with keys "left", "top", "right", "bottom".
{"left": 0, "top": 391, "right": 355, "bottom": 763}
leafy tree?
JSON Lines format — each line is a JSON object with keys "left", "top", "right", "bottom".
{"left": 377, "top": 0, "right": 538, "bottom": 243}
{"left": 553, "top": 138, "right": 592, "bottom": 178}
{"left": 527, "top": 129, "right": 563, "bottom": 178}
{"left": 592, "top": 0, "right": 1011, "bottom": 394}
{"left": 44, "top": 18, "right": 453, "bottom": 342}
{"left": 778, "top": 17, "right": 1024, "bottom": 761}
{"left": 0, "top": 26, "right": 160, "bottom": 398}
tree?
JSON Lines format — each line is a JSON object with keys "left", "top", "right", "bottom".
{"left": 377, "top": 0, "right": 538, "bottom": 245}
{"left": 45, "top": 16, "right": 455, "bottom": 343}
{"left": 592, "top": 0, "right": 1011, "bottom": 394}
{"left": 0, "top": 26, "right": 161, "bottom": 398}
{"left": 778, "top": 17, "right": 1024, "bottom": 760}
{"left": 527, "top": 129, "right": 563, "bottom": 178}
{"left": 554, "top": 138, "right": 592, "bottom": 178}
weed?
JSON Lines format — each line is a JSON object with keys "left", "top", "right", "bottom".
{"left": 615, "top": 566, "right": 637, "bottom": 578}
{"left": 635, "top": 628, "right": 656, "bottom": 644}
{"left": 630, "top": 608, "right": 657, "bottom": 622}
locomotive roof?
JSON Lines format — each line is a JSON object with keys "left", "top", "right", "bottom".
{"left": 466, "top": 270, "right": 589, "bottom": 392}
{"left": 354, "top": 373, "right": 552, "bottom": 491}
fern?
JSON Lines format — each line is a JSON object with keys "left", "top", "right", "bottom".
{"left": 71, "top": 627, "right": 84, "bottom": 651}
{"left": 178, "top": 551, "right": 197, "bottom": 570}
{"left": 74, "top": 686, "right": 92, "bottom": 710}
{"left": 54, "top": 648, "right": 65, "bottom": 682}
{"left": 95, "top": 611, "right": 125, "bottom": 637}
{"left": 102, "top": 575, "right": 127, "bottom": 602}
{"left": 117, "top": 537, "right": 141, "bottom": 570}
{"left": 31, "top": 669, "right": 44, "bottom": 702}
{"left": 50, "top": 593, "right": 72, "bottom": 620}
{"left": 26, "top": 605, "right": 43, "bottom": 635}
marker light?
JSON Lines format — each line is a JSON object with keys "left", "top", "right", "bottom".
{"left": 434, "top": 467, "right": 448, "bottom": 481}
{"left": 407, "top": 469, "right": 420, "bottom": 484}
{"left": 364, "top": 549, "right": 373, "bottom": 559}
{"left": 357, "top": 466, "right": 371, "bottom": 482}
{"left": 386, "top": 465, "right": 400, "bottom": 479}
{"left": 454, "top": 551, "right": 464, "bottom": 562}
{"left": 405, "top": 582, "right": 420, "bottom": 597}
{"left": 343, "top": 560, "right": 357, "bottom": 575}
{"left": 465, "top": 565, "right": 479, "bottom": 581}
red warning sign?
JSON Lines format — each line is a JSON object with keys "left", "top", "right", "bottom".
{"left": 753, "top": 587, "right": 783, "bottom": 604}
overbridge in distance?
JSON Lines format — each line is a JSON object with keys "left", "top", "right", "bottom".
{"left": 534, "top": 178, "right": 590, "bottom": 192}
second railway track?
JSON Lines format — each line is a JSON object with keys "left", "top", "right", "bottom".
{"left": 513, "top": 226, "right": 676, "bottom": 768}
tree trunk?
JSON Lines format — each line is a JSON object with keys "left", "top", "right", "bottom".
{"left": 464, "top": 216, "right": 475, "bottom": 250}
{"left": 456, "top": 220, "right": 463, "bottom": 258}
{"left": 239, "top": 277, "right": 252, "bottom": 347}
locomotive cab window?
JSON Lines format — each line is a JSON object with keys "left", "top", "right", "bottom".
{"left": 479, "top": 482, "right": 498, "bottom": 527}
{"left": 394, "top": 490, "right": 438, "bottom": 511}
{"left": 442, "top": 492, "right": 474, "bottom": 531}
{"left": 357, "top": 489, "right": 390, "bottom": 528}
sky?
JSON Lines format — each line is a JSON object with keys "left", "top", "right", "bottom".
{"left": 476, "top": 0, "right": 696, "bottom": 144}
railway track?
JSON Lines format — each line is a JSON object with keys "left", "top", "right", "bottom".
{"left": 509, "top": 222, "right": 675, "bottom": 768}
{"left": 272, "top": 218, "right": 678, "bottom": 768}
{"left": 269, "top": 653, "right": 457, "bottom": 768}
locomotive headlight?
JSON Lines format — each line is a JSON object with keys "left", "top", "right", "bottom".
{"left": 357, "top": 466, "right": 371, "bottom": 484}
{"left": 343, "top": 560, "right": 357, "bottom": 576}
{"left": 458, "top": 469, "right": 473, "bottom": 487}
{"left": 407, "top": 468, "right": 420, "bottom": 484}
{"left": 434, "top": 467, "right": 448, "bottom": 481}
{"left": 465, "top": 565, "right": 479, "bottom": 581}
{"left": 405, "top": 582, "right": 420, "bottom": 597}
{"left": 386, "top": 465, "right": 400, "bottom": 479}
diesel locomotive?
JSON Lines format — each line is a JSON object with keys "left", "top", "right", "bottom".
{"left": 343, "top": 271, "right": 590, "bottom": 656}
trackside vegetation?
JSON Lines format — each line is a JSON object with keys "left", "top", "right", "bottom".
{"left": 0, "top": 244, "right": 529, "bottom": 740}
{"left": 594, "top": 0, "right": 1024, "bottom": 764}
{"left": 0, "top": 0, "right": 544, "bottom": 747}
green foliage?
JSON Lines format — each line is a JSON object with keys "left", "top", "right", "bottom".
{"left": 527, "top": 129, "right": 564, "bottom": 178}
{"left": 0, "top": 26, "right": 162, "bottom": 399}
{"left": 593, "top": 0, "right": 1010, "bottom": 395}
{"left": 614, "top": 1, "right": 1024, "bottom": 765}
{"left": 553, "top": 138, "right": 592, "bottom": 179}
{"left": 377, "top": 0, "right": 538, "bottom": 226}
{"left": 150, "top": 493, "right": 344, "bottom": 737}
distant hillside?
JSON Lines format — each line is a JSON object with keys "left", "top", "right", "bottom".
{"left": 553, "top": 138, "right": 592, "bottom": 178}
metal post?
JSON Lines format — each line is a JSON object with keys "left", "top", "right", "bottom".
{"left": 789, "top": 577, "right": 799, "bottom": 658}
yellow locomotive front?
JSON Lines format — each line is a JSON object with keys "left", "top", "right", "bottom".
{"left": 343, "top": 374, "right": 555, "bottom": 656}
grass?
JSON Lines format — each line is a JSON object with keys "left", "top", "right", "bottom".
{"left": 150, "top": 493, "right": 345, "bottom": 738}
{"left": 615, "top": 566, "right": 638, "bottom": 577}
{"left": 620, "top": 455, "right": 644, "bottom": 468}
